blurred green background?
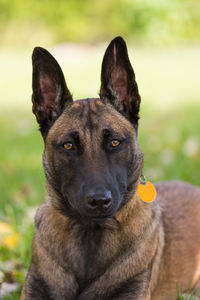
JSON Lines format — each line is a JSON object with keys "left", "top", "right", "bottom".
{"left": 0, "top": 0, "right": 200, "bottom": 299}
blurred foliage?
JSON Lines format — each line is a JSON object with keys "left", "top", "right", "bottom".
{"left": 0, "top": 0, "right": 200, "bottom": 46}
{"left": 0, "top": 223, "right": 19, "bottom": 250}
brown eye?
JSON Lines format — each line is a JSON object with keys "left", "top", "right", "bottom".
{"left": 63, "top": 142, "right": 73, "bottom": 150}
{"left": 111, "top": 139, "right": 121, "bottom": 147}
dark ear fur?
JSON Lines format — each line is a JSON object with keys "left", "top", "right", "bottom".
{"left": 100, "top": 36, "right": 141, "bottom": 125}
{"left": 32, "top": 47, "right": 73, "bottom": 137}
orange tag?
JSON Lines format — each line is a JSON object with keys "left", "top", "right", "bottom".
{"left": 137, "top": 181, "right": 157, "bottom": 203}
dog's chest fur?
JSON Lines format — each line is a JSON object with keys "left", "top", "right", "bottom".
{"left": 32, "top": 194, "right": 160, "bottom": 299}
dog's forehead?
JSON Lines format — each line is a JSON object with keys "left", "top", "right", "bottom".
{"left": 48, "top": 98, "right": 134, "bottom": 141}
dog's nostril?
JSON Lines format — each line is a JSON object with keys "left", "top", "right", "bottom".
{"left": 89, "top": 199, "right": 97, "bottom": 207}
{"left": 86, "top": 196, "right": 112, "bottom": 210}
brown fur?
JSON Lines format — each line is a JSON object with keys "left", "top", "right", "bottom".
{"left": 21, "top": 37, "right": 200, "bottom": 300}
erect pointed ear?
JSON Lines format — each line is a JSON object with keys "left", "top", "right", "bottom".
{"left": 100, "top": 37, "right": 141, "bottom": 126}
{"left": 32, "top": 47, "right": 73, "bottom": 138}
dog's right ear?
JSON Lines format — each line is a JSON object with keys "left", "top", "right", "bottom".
{"left": 32, "top": 47, "right": 73, "bottom": 138}
{"left": 100, "top": 37, "right": 141, "bottom": 127}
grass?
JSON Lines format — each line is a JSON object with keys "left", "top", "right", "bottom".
{"left": 0, "top": 43, "right": 199, "bottom": 299}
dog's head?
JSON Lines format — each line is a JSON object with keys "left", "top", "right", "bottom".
{"left": 32, "top": 37, "right": 143, "bottom": 222}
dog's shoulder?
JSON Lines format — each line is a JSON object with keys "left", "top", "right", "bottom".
{"left": 155, "top": 180, "right": 200, "bottom": 240}
{"left": 155, "top": 180, "right": 200, "bottom": 206}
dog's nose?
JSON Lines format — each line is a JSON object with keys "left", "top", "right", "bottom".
{"left": 85, "top": 190, "right": 112, "bottom": 211}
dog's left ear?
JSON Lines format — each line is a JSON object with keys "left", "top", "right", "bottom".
{"left": 32, "top": 47, "right": 73, "bottom": 138}
{"left": 100, "top": 36, "right": 141, "bottom": 125}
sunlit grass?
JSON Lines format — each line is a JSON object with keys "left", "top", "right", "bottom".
{"left": 0, "top": 44, "right": 199, "bottom": 299}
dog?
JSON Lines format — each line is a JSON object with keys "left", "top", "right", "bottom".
{"left": 21, "top": 37, "right": 200, "bottom": 300}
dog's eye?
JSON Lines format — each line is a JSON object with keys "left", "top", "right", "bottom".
{"left": 111, "top": 139, "right": 121, "bottom": 147}
{"left": 63, "top": 142, "right": 73, "bottom": 151}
